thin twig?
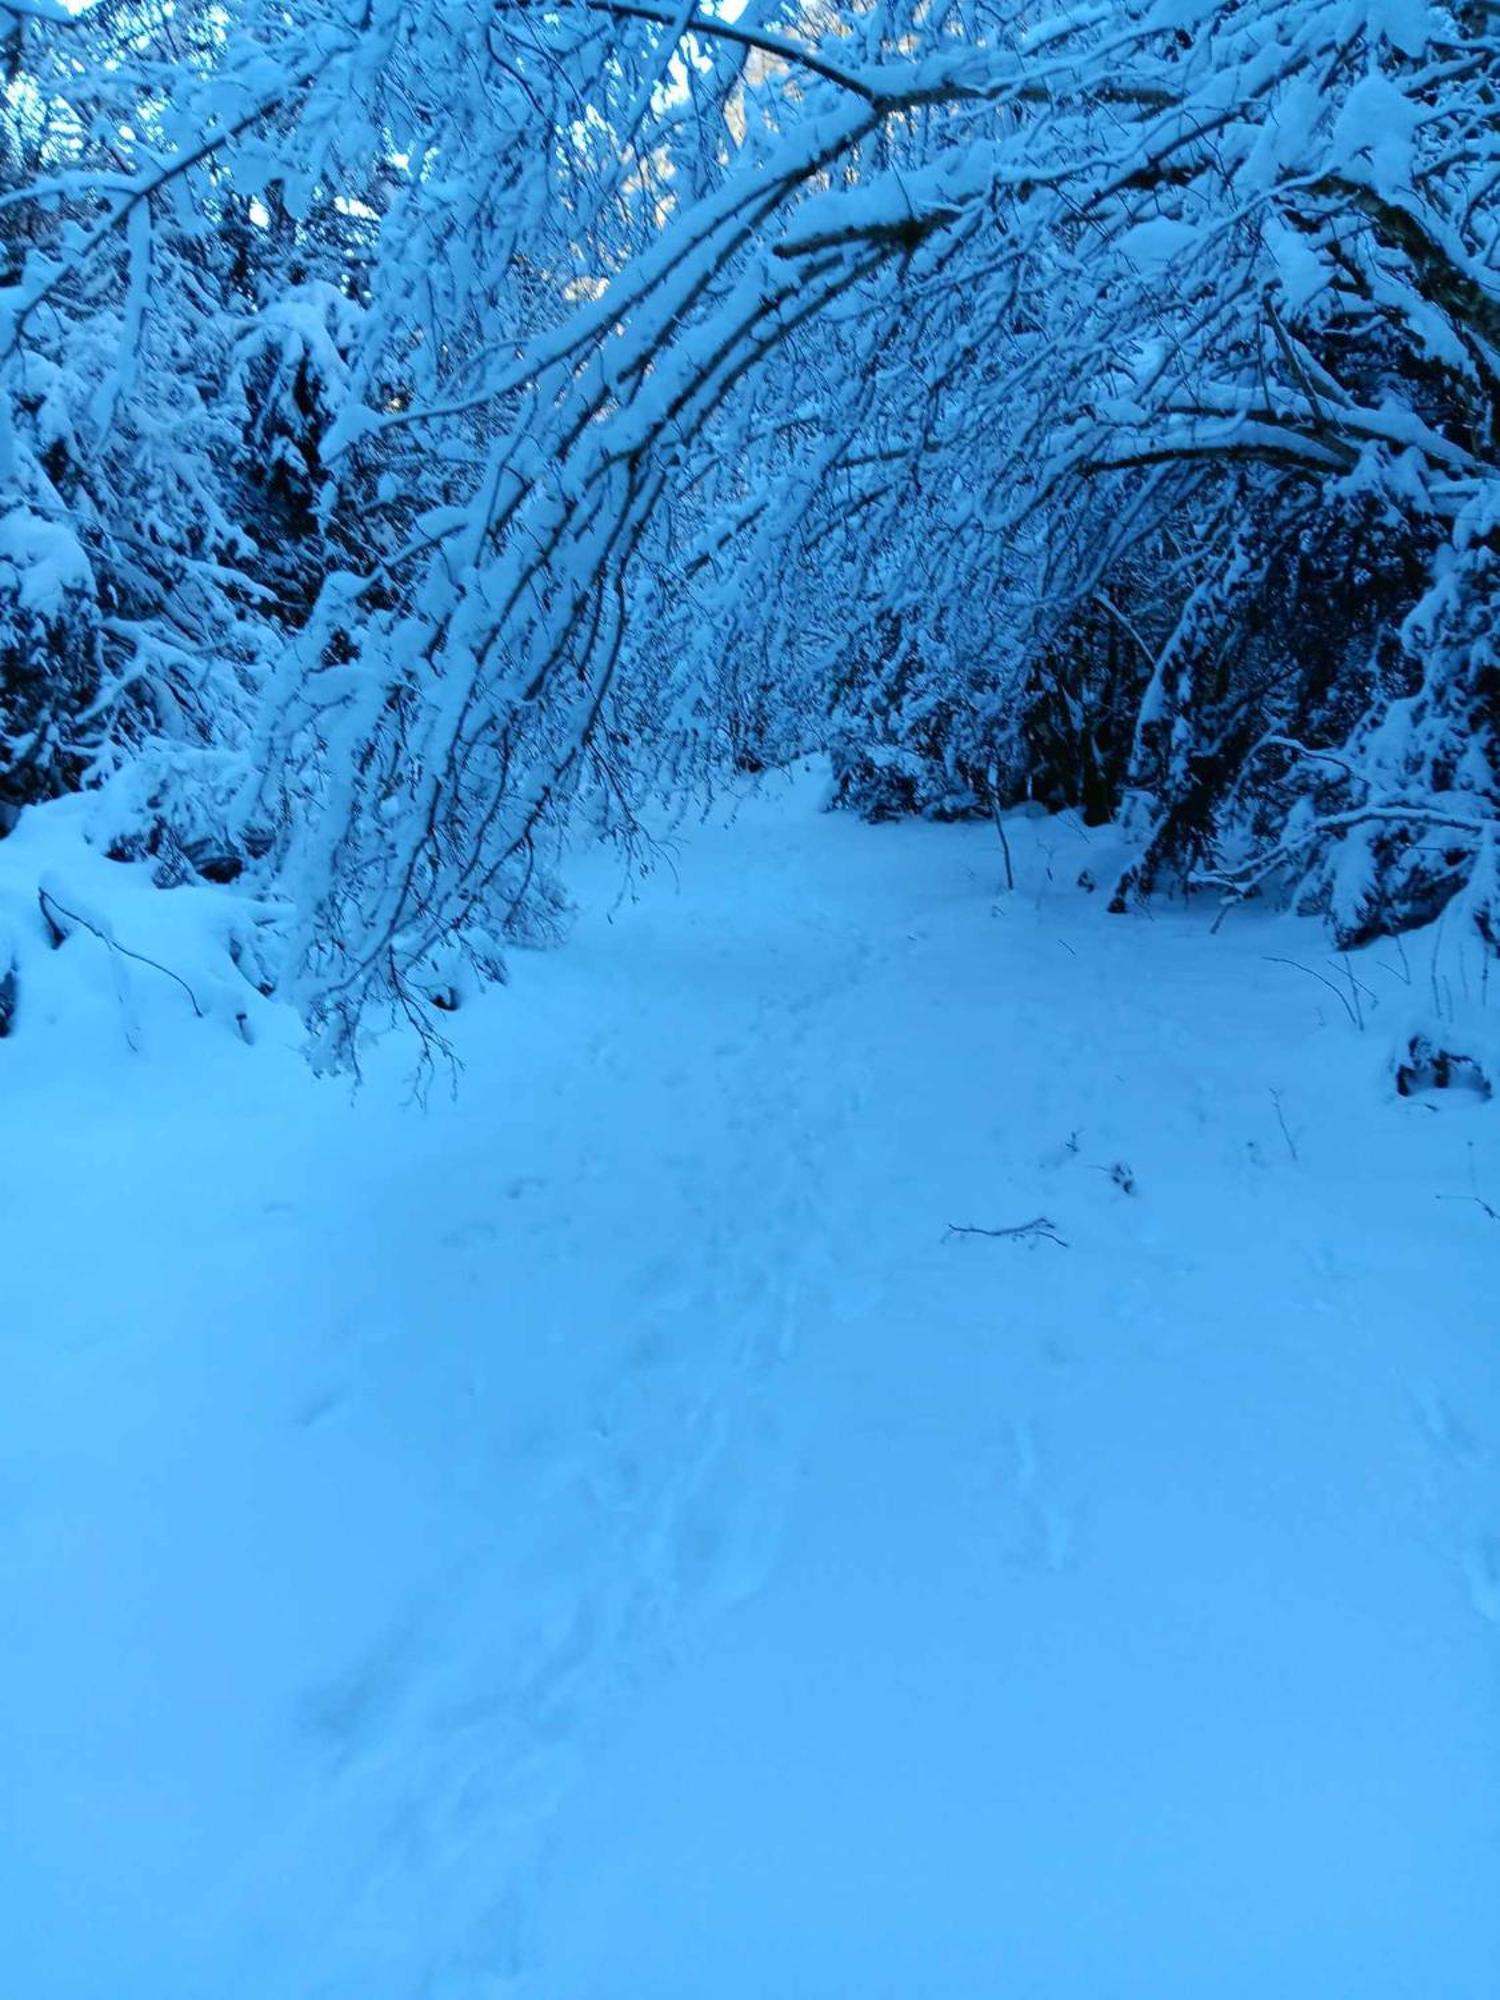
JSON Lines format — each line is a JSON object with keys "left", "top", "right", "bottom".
{"left": 1438, "top": 1140, "right": 1500, "bottom": 1223}
{"left": 1436, "top": 1194, "right": 1500, "bottom": 1224}
{"left": 946, "top": 1215, "right": 1069, "bottom": 1247}
{"left": 1269, "top": 1087, "right": 1299, "bottom": 1163}
{"left": 990, "top": 802, "right": 1016, "bottom": 893}
{"left": 1263, "top": 954, "right": 1360, "bottom": 1028}
{"left": 544, "top": 0, "right": 882, "bottom": 100}
{"left": 38, "top": 888, "right": 205, "bottom": 1018}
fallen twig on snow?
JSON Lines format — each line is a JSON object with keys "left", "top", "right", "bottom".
{"left": 945, "top": 1215, "right": 1068, "bottom": 1248}
{"left": 1436, "top": 1193, "right": 1500, "bottom": 1225}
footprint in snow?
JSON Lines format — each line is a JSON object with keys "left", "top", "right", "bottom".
{"left": 298, "top": 1610, "right": 425, "bottom": 1772}
{"left": 293, "top": 1383, "right": 346, "bottom": 1429}
{"left": 991, "top": 1418, "right": 1075, "bottom": 1576}
{"left": 1415, "top": 1387, "right": 1485, "bottom": 1469}
{"left": 1465, "top": 1538, "right": 1500, "bottom": 1626}
{"left": 439, "top": 1216, "right": 501, "bottom": 1250}
{"left": 660, "top": 1395, "right": 794, "bottom": 1613}
{"left": 1412, "top": 1388, "right": 1500, "bottom": 1636}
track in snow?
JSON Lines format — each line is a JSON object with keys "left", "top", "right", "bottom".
{"left": 3, "top": 765, "right": 1498, "bottom": 1997}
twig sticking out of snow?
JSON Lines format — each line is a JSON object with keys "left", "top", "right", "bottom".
{"left": 1263, "top": 955, "right": 1365, "bottom": 1030}
{"left": 1437, "top": 1195, "right": 1500, "bottom": 1225}
{"left": 945, "top": 1216, "right": 1069, "bottom": 1248}
{"left": 37, "top": 886, "right": 206, "bottom": 1018}
{"left": 989, "top": 802, "right": 1016, "bottom": 894}
{"left": 1269, "top": 1089, "right": 1299, "bottom": 1164}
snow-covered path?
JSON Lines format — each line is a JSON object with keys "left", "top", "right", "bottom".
{"left": 4, "top": 770, "right": 1498, "bottom": 1996}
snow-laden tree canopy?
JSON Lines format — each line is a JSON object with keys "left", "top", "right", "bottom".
{"left": 1, "top": 0, "right": 1496, "bottom": 1061}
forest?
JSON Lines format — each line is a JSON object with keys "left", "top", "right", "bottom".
{"left": 1, "top": 0, "right": 1495, "bottom": 1067}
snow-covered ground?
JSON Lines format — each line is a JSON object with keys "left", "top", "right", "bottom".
{"left": 3, "top": 767, "right": 1498, "bottom": 1997}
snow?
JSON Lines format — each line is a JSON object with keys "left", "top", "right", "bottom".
{"left": 3, "top": 768, "right": 1498, "bottom": 1996}
{"left": 0, "top": 508, "right": 93, "bottom": 617}
{"left": 1330, "top": 74, "right": 1419, "bottom": 203}
{"left": 1118, "top": 216, "right": 1201, "bottom": 272}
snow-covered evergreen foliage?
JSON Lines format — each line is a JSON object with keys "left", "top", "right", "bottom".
{"left": 0, "top": 0, "right": 1494, "bottom": 1061}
